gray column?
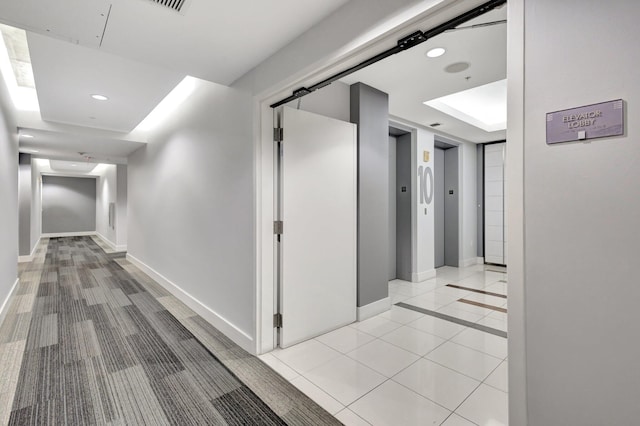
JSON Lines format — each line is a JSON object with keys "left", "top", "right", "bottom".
{"left": 18, "top": 154, "right": 32, "bottom": 256}
{"left": 350, "top": 83, "right": 389, "bottom": 307}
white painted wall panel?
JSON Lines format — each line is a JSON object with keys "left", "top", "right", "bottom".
{"left": 484, "top": 142, "right": 506, "bottom": 265}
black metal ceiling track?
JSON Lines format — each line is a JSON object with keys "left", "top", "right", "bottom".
{"left": 270, "top": 0, "right": 507, "bottom": 109}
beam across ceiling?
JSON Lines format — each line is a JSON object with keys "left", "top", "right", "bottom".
{"left": 270, "top": 0, "right": 507, "bottom": 108}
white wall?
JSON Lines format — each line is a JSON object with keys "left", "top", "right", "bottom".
{"left": 411, "top": 128, "right": 435, "bottom": 281}
{"left": 0, "top": 71, "right": 18, "bottom": 317}
{"left": 127, "top": 79, "right": 255, "bottom": 352}
{"left": 518, "top": 0, "right": 640, "bottom": 424}
{"left": 96, "top": 164, "right": 117, "bottom": 244}
{"left": 459, "top": 141, "right": 477, "bottom": 266}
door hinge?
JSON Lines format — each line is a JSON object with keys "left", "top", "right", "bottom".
{"left": 273, "top": 127, "right": 283, "bottom": 142}
{"left": 273, "top": 220, "right": 283, "bottom": 235}
{"left": 273, "top": 313, "right": 283, "bottom": 328}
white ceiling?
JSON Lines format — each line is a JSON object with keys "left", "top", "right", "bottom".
{"left": 341, "top": 7, "right": 507, "bottom": 143}
{"left": 19, "top": 128, "right": 145, "bottom": 164}
{"left": 0, "top": 0, "right": 351, "bottom": 85}
{"left": 0, "top": 0, "right": 352, "bottom": 162}
{"left": 28, "top": 32, "right": 184, "bottom": 133}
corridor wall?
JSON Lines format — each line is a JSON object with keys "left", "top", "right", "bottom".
{"left": 0, "top": 71, "right": 18, "bottom": 320}
{"left": 127, "top": 79, "right": 255, "bottom": 352}
{"left": 516, "top": 0, "right": 640, "bottom": 423}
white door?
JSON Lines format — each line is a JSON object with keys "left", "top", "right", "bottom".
{"left": 279, "top": 107, "right": 357, "bottom": 348}
{"left": 484, "top": 142, "right": 507, "bottom": 265}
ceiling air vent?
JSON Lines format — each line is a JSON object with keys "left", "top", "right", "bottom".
{"left": 147, "top": 0, "right": 190, "bottom": 14}
{"left": 430, "top": 122, "right": 442, "bottom": 128}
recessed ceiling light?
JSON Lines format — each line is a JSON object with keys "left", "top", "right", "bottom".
{"left": 71, "top": 164, "right": 77, "bottom": 167}
{"left": 426, "top": 47, "right": 446, "bottom": 58}
{"left": 22, "top": 134, "right": 34, "bottom": 138}
{"left": 90, "top": 94, "right": 108, "bottom": 101}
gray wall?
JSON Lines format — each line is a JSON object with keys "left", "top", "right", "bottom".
{"left": 128, "top": 80, "right": 255, "bottom": 341}
{"left": 522, "top": 0, "right": 640, "bottom": 424}
{"left": 444, "top": 147, "right": 459, "bottom": 267}
{"left": 0, "top": 71, "right": 18, "bottom": 310}
{"left": 350, "top": 83, "right": 389, "bottom": 306}
{"left": 476, "top": 144, "right": 483, "bottom": 258}
{"left": 395, "top": 134, "right": 412, "bottom": 281}
{"left": 434, "top": 148, "right": 444, "bottom": 268}
{"left": 42, "top": 176, "right": 96, "bottom": 234}
{"left": 388, "top": 136, "right": 396, "bottom": 280}
{"left": 18, "top": 154, "right": 32, "bottom": 256}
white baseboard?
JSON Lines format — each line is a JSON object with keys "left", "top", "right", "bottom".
{"left": 0, "top": 278, "right": 19, "bottom": 328}
{"left": 411, "top": 269, "right": 436, "bottom": 282}
{"left": 42, "top": 231, "right": 96, "bottom": 238}
{"left": 18, "top": 238, "right": 42, "bottom": 263}
{"left": 357, "top": 296, "right": 391, "bottom": 321}
{"left": 95, "top": 233, "right": 127, "bottom": 252}
{"left": 461, "top": 257, "right": 483, "bottom": 268}
{"left": 126, "top": 253, "right": 255, "bottom": 354}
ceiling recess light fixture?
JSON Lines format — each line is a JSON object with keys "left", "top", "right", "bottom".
{"left": 426, "top": 47, "right": 446, "bottom": 58}
{"left": 424, "top": 79, "right": 507, "bottom": 132}
{"left": 90, "top": 94, "right": 108, "bottom": 101}
{"left": 22, "top": 134, "right": 34, "bottom": 138}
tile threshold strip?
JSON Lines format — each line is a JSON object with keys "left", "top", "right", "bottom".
{"left": 446, "top": 284, "right": 507, "bottom": 299}
{"left": 457, "top": 298, "right": 507, "bottom": 314}
{"left": 395, "top": 302, "right": 507, "bottom": 338}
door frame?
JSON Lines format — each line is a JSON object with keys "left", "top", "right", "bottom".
{"left": 254, "top": 18, "right": 526, "bottom": 425}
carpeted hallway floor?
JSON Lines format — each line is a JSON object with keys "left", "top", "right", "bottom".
{"left": 0, "top": 237, "right": 339, "bottom": 425}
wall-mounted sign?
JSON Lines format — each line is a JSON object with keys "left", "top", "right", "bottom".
{"left": 546, "top": 99, "right": 624, "bottom": 144}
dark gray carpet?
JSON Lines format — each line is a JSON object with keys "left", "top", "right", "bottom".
{"left": 7, "top": 237, "right": 340, "bottom": 425}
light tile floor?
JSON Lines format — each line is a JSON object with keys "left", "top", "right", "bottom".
{"left": 260, "top": 265, "right": 509, "bottom": 426}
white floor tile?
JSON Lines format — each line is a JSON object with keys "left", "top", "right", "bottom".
{"left": 486, "top": 311, "right": 508, "bottom": 322}
{"left": 426, "top": 342, "right": 502, "bottom": 382}
{"left": 258, "top": 353, "right": 299, "bottom": 381}
{"left": 391, "top": 293, "right": 411, "bottom": 304}
{"left": 335, "top": 409, "right": 372, "bottom": 426}
{"left": 304, "top": 355, "right": 386, "bottom": 405}
{"left": 460, "top": 292, "right": 507, "bottom": 308}
{"left": 448, "top": 300, "right": 495, "bottom": 316}
{"left": 451, "top": 328, "right": 508, "bottom": 359}
{"left": 290, "top": 376, "right": 344, "bottom": 415}
{"left": 402, "top": 294, "right": 445, "bottom": 311}
{"left": 408, "top": 315, "right": 466, "bottom": 340}
{"left": 456, "top": 384, "right": 508, "bottom": 426}
{"left": 350, "top": 315, "right": 402, "bottom": 337}
{"left": 434, "top": 286, "right": 472, "bottom": 298}
{"left": 476, "top": 316, "right": 507, "bottom": 332}
{"left": 347, "top": 339, "right": 419, "bottom": 377}
{"left": 316, "top": 326, "right": 376, "bottom": 354}
{"left": 484, "top": 282, "right": 507, "bottom": 295}
{"left": 271, "top": 339, "right": 341, "bottom": 374}
{"left": 393, "top": 358, "right": 480, "bottom": 411}
{"left": 484, "top": 361, "right": 508, "bottom": 392}
{"left": 380, "top": 325, "right": 445, "bottom": 356}
{"left": 436, "top": 306, "right": 484, "bottom": 323}
{"left": 350, "top": 379, "right": 451, "bottom": 426}
{"left": 441, "top": 413, "right": 478, "bottom": 426}
{"left": 380, "top": 305, "right": 424, "bottom": 324}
